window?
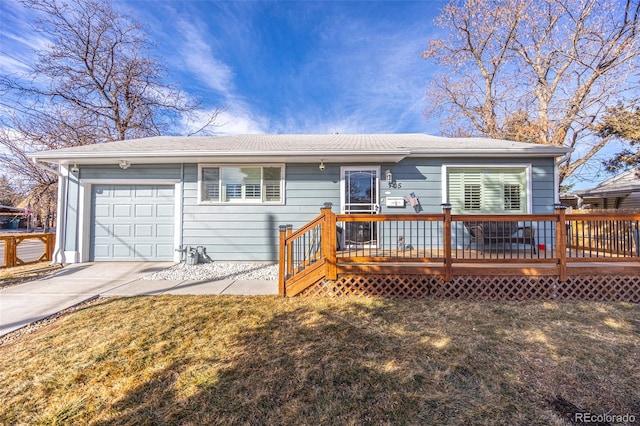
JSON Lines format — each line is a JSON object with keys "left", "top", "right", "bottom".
{"left": 447, "top": 167, "right": 528, "bottom": 214}
{"left": 200, "top": 165, "right": 283, "bottom": 203}
{"left": 202, "top": 168, "right": 220, "bottom": 200}
{"left": 464, "top": 184, "right": 481, "bottom": 210}
{"left": 504, "top": 184, "right": 521, "bottom": 210}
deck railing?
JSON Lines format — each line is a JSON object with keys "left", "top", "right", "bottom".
{"left": 279, "top": 205, "right": 640, "bottom": 296}
{"left": 0, "top": 233, "right": 56, "bottom": 268}
{"left": 566, "top": 214, "right": 640, "bottom": 259}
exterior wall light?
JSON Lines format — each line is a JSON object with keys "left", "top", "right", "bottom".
{"left": 385, "top": 169, "right": 393, "bottom": 183}
{"left": 119, "top": 160, "right": 131, "bottom": 170}
{"left": 71, "top": 163, "right": 79, "bottom": 173}
{"left": 319, "top": 160, "right": 325, "bottom": 171}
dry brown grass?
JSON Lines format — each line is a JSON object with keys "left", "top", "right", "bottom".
{"left": 0, "top": 296, "right": 638, "bottom": 425}
{"left": 0, "top": 262, "right": 62, "bottom": 289}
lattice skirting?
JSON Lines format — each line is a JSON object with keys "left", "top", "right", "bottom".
{"left": 297, "top": 274, "right": 640, "bottom": 302}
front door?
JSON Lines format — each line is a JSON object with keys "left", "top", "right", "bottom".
{"left": 341, "top": 167, "right": 380, "bottom": 247}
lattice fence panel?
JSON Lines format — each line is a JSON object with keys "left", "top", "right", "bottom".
{"left": 433, "top": 276, "right": 555, "bottom": 300}
{"left": 556, "top": 275, "right": 640, "bottom": 302}
{"left": 297, "top": 275, "right": 440, "bottom": 299}
{"left": 297, "top": 274, "right": 640, "bottom": 302}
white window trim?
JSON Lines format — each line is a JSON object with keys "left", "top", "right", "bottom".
{"left": 441, "top": 164, "right": 532, "bottom": 214}
{"left": 197, "top": 164, "right": 286, "bottom": 205}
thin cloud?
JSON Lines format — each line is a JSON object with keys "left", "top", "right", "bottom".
{"left": 0, "top": 4, "right": 49, "bottom": 76}
{"left": 178, "top": 102, "right": 267, "bottom": 136}
{"left": 0, "top": 54, "right": 31, "bottom": 75}
{"left": 174, "top": 18, "right": 235, "bottom": 96}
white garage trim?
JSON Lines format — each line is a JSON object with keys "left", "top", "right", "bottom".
{"left": 77, "top": 179, "right": 182, "bottom": 263}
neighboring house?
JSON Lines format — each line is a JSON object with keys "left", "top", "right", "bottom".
{"left": 561, "top": 166, "right": 640, "bottom": 211}
{"left": 30, "top": 134, "right": 570, "bottom": 263}
{"left": 0, "top": 205, "right": 23, "bottom": 229}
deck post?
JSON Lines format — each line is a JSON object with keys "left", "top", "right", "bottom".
{"left": 442, "top": 203, "right": 452, "bottom": 282}
{"left": 2, "top": 238, "right": 9, "bottom": 268}
{"left": 46, "top": 233, "right": 56, "bottom": 261}
{"left": 555, "top": 204, "right": 568, "bottom": 283}
{"left": 322, "top": 203, "right": 337, "bottom": 280}
{"left": 286, "top": 225, "right": 293, "bottom": 278}
{"left": 6, "top": 236, "right": 16, "bottom": 268}
{"left": 278, "top": 225, "right": 288, "bottom": 296}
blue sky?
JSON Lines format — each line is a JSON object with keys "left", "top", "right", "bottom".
{"left": 0, "top": 0, "right": 447, "bottom": 135}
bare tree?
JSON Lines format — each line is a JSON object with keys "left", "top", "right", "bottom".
{"left": 0, "top": 175, "right": 22, "bottom": 207}
{"left": 423, "top": 0, "right": 640, "bottom": 184}
{"left": 0, "top": 0, "right": 221, "bottom": 218}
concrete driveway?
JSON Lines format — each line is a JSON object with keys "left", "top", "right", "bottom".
{"left": 0, "top": 262, "right": 278, "bottom": 337}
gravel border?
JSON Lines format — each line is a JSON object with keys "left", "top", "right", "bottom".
{"left": 141, "top": 262, "right": 279, "bottom": 281}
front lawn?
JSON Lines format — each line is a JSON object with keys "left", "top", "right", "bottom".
{"left": 0, "top": 261, "right": 62, "bottom": 289}
{"left": 0, "top": 296, "right": 638, "bottom": 424}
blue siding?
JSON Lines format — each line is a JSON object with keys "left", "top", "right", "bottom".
{"left": 379, "top": 157, "right": 556, "bottom": 215}
{"left": 68, "top": 158, "right": 558, "bottom": 261}
{"left": 373, "top": 158, "right": 556, "bottom": 251}
{"left": 80, "top": 164, "right": 181, "bottom": 180}
{"left": 181, "top": 163, "right": 340, "bottom": 261}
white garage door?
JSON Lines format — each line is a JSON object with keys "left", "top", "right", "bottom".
{"left": 90, "top": 184, "right": 175, "bottom": 261}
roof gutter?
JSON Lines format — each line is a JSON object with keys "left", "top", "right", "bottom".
{"left": 30, "top": 149, "right": 412, "bottom": 162}
{"left": 408, "top": 147, "right": 573, "bottom": 157}
{"left": 32, "top": 159, "right": 63, "bottom": 176}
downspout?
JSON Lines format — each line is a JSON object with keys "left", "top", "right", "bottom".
{"left": 180, "top": 163, "right": 185, "bottom": 258}
{"left": 32, "top": 159, "right": 66, "bottom": 264}
{"left": 554, "top": 153, "right": 570, "bottom": 204}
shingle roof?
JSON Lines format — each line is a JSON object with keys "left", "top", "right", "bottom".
{"left": 576, "top": 166, "right": 640, "bottom": 196}
{"left": 31, "top": 133, "right": 571, "bottom": 162}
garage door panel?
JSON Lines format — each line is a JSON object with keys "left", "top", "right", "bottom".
{"left": 157, "top": 245, "right": 174, "bottom": 258}
{"left": 113, "top": 244, "right": 132, "bottom": 258}
{"left": 93, "top": 244, "right": 110, "bottom": 258}
{"left": 94, "top": 187, "right": 109, "bottom": 197}
{"left": 94, "top": 223, "right": 110, "bottom": 238}
{"left": 135, "top": 187, "right": 153, "bottom": 197}
{"left": 156, "top": 224, "right": 174, "bottom": 237}
{"left": 135, "top": 224, "right": 153, "bottom": 237}
{"left": 113, "top": 224, "right": 131, "bottom": 237}
{"left": 113, "top": 204, "right": 132, "bottom": 217}
{"left": 114, "top": 186, "right": 132, "bottom": 197}
{"left": 91, "top": 184, "right": 175, "bottom": 261}
{"left": 156, "top": 204, "right": 174, "bottom": 217}
{"left": 134, "top": 244, "right": 153, "bottom": 257}
{"left": 94, "top": 205, "right": 111, "bottom": 217}
{"left": 135, "top": 204, "right": 153, "bottom": 217}
{"left": 157, "top": 187, "right": 174, "bottom": 198}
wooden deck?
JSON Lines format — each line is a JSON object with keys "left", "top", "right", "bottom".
{"left": 278, "top": 206, "right": 640, "bottom": 300}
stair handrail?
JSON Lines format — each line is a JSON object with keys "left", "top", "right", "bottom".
{"left": 279, "top": 205, "right": 336, "bottom": 296}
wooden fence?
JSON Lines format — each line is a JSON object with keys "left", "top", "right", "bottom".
{"left": 0, "top": 233, "right": 56, "bottom": 268}
{"left": 279, "top": 205, "right": 640, "bottom": 298}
